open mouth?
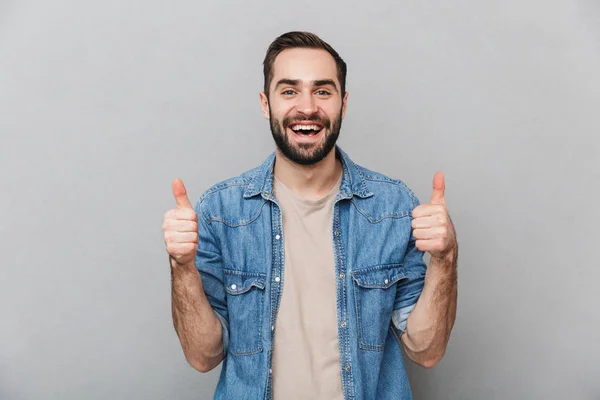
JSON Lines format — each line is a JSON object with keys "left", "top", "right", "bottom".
{"left": 288, "top": 123, "right": 324, "bottom": 137}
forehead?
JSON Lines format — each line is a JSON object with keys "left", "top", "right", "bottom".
{"left": 271, "top": 48, "right": 339, "bottom": 87}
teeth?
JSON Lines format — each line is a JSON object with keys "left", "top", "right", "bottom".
{"left": 291, "top": 124, "right": 320, "bottom": 131}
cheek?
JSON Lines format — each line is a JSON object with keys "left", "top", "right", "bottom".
{"left": 270, "top": 103, "right": 294, "bottom": 120}
{"left": 321, "top": 101, "right": 342, "bottom": 117}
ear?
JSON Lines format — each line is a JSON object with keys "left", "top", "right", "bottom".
{"left": 259, "top": 92, "right": 270, "bottom": 120}
{"left": 341, "top": 91, "right": 349, "bottom": 119}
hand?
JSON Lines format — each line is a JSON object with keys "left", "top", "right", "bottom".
{"left": 162, "top": 178, "right": 199, "bottom": 266}
{"left": 411, "top": 172, "right": 457, "bottom": 261}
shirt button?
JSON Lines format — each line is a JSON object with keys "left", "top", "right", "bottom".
{"left": 275, "top": 276, "right": 280, "bottom": 282}
{"left": 269, "top": 368, "right": 272, "bottom": 374}
{"left": 275, "top": 234, "right": 281, "bottom": 240}
{"left": 339, "top": 273, "right": 345, "bottom": 279}
{"left": 230, "top": 284, "right": 237, "bottom": 290}
{"left": 384, "top": 279, "right": 389, "bottom": 284}
{"left": 341, "top": 321, "right": 347, "bottom": 327}
{"left": 271, "top": 325, "right": 275, "bottom": 331}
{"left": 334, "top": 231, "right": 340, "bottom": 236}
{"left": 345, "top": 365, "right": 351, "bottom": 372}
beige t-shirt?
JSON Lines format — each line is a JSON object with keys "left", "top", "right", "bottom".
{"left": 271, "top": 173, "right": 344, "bottom": 400}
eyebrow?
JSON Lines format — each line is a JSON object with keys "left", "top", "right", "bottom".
{"left": 274, "top": 78, "right": 339, "bottom": 93}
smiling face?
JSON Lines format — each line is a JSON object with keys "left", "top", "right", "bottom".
{"left": 260, "top": 48, "right": 348, "bottom": 165}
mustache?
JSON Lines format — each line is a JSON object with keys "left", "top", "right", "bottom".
{"left": 282, "top": 114, "right": 331, "bottom": 129}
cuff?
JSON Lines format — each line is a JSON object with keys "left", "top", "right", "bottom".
{"left": 214, "top": 311, "right": 229, "bottom": 357}
{"left": 391, "top": 303, "right": 417, "bottom": 335}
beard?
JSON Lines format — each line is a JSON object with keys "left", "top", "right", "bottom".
{"left": 269, "top": 105, "right": 343, "bottom": 166}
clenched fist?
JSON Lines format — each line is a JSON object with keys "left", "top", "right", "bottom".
{"left": 411, "top": 172, "right": 457, "bottom": 261}
{"left": 163, "top": 178, "right": 199, "bottom": 266}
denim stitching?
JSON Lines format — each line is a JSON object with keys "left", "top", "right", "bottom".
{"left": 207, "top": 199, "right": 269, "bottom": 227}
{"left": 223, "top": 270, "right": 265, "bottom": 355}
{"left": 349, "top": 198, "right": 411, "bottom": 223}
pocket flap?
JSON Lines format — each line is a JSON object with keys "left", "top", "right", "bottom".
{"left": 223, "top": 270, "right": 266, "bottom": 295}
{"left": 351, "top": 263, "right": 406, "bottom": 289}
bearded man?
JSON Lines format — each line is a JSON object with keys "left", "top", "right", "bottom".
{"left": 162, "top": 31, "right": 458, "bottom": 400}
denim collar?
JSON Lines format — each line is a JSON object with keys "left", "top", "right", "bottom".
{"left": 243, "top": 145, "right": 373, "bottom": 201}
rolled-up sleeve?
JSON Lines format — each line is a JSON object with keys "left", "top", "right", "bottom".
{"left": 391, "top": 195, "right": 427, "bottom": 336}
{"left": 194, "top": 198, "right": 229, "bottom": 356}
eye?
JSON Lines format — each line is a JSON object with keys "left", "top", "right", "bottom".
{"left": 315, "top": 89, "right": 331, "bottom": 96}
{"left": 282, "top": 89, "right": 296, "bottom": 96}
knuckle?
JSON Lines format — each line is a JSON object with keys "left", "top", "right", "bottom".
{"left": 165, "top": 209, "right": 177, "bottom": 219}
{"left": 166, "top": 244, "right": 176, "bottom": 254}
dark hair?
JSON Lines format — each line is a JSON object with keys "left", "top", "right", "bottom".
{"left": 263, "top": 31, "right": 347, "bottom": 97}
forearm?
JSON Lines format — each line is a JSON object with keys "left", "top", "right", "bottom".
{"left": 171, "top": 258, "right": 224, "bottom": 372}
{"left": 401, "top": 250, "right": 457, "bottom": 368}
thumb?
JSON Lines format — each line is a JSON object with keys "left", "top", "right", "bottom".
{"left": 430, "top": 172, "right": 445, "bottom": 205}
{"left": 172, "top": 178, "right": 193, "bottom": 209}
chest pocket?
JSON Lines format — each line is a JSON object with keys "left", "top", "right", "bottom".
{"left": 351, "top": 263, "right": 407, "bottom": 351}
{"left": 223, "top": 269, "right": 266, "bottom": 356}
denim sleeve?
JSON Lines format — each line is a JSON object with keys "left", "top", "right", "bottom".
{"left": 391, "top": 195, "right": 427, "bottom": 337}
{"left": 194, "top": 198, "right": 229, "bottom": 356}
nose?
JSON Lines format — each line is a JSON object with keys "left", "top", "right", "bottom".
{"left": 296, "top": 91, "right": 317, "bottom": 115}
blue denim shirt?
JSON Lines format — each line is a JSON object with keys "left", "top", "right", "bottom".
{"left": 194, "top": 146, "right": 427, "bottom": 399}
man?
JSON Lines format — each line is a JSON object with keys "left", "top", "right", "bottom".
{"left": 162, "top": 31, "right": 458, "bottom": 400}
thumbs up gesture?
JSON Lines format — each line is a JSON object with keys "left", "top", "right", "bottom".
{"left": 162, "top": 178, "right": 199, "bottom": 266}
{"left": 411, "top": 172, "right": 457, "bottom": 261}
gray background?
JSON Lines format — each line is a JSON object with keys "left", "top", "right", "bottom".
{"left": 1, "top": 0, "right": 598, "bottom": 399}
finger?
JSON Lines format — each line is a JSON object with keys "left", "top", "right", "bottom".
{"left": 412, "top": 226, "right": 447, "bottom": 240}
{"left": 415, "top": 238, "right": 441, "bottom": 253}
{"left": 165, "top": 231, "right": 199, "bottom": 244}
{"left": 172, "top": 178, "right": 193, "bottom": 209}
{"left": 412, "top": 227, "right": 442, "bottom": 240}
{"left": 411, "top": 215, "right": 439, "bottom": 229}
{"left": 164, "top": 208, "right": 198, "bottom": 221}
{"left": 162, "top": 219, "right": 198, "bottom": 233}
{"left": 430, "top": 172, "right": 445, "bottom": 205}
{"left": 412, "top": 204, "right": 445, "bottom": 219}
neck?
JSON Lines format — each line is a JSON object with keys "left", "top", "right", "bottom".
{"left": 273, "top": 147, "right": 342, "bottom": 200}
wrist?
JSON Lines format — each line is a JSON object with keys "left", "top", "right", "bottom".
{"left": 169, "top": 256, "right": 197, "bottom": 273}
{"left": 429, "top": 245, "right": 458, "bottom": 274}
{"left": 435, "top": 241, "right": 458, "bottom": 262}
